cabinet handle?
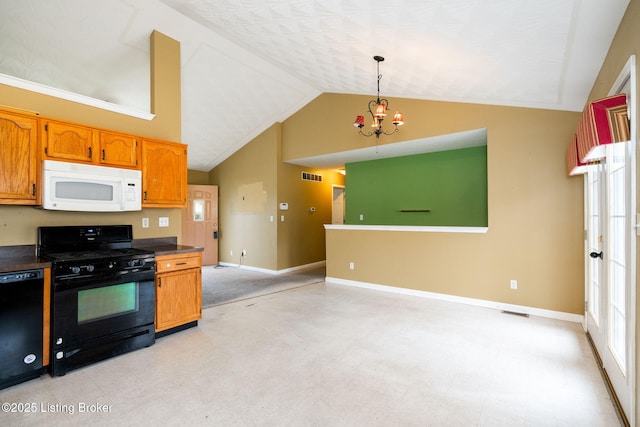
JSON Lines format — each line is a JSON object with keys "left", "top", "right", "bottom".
{"left": 176, "top": 262, "right": 187, "bottom": 266}
{"left": 88, "top": 147, "right": 93, "bottom": 158}
{"left": 32, "top": 184, "right": 36, "bottom": 196}
{"left": 158, "top": 278, "right": 162, "bottom": 288}
{"left": 102, "top": 149, "right": 105, "bottom": 161}
{"left": 143, "top": 191, "right": 147, "bottom": 200}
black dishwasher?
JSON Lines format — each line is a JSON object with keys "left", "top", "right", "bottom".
{"left": 0, "top": 269, "right": 44, "bottom": 390}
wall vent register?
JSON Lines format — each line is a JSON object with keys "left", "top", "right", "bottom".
{"left": 302, "top": 171, "right": 323, "bottom": 182}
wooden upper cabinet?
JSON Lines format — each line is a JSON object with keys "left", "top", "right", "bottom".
{"left": 42, "top": 120, "right": 141, "bottom": 169}
{"left": 0, "top": 110, "right": 39, "bottom": 204}
{"left": 141, "top": 138, "right": 187, "bottom": 208}
{"left": 42, "top": 120, "right": 96, "bottom": 163}
{"left": 99, "top": 131, "right": 139, "bottom": 169}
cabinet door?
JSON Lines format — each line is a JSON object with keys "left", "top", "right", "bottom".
{"left": 99, "top": 131, "right": 139, "bottom": 168}
{"left": 43, "top": 120, "right": 95, "bottom": 163}
{"left": 155, "top": 268, "right": 202, "bottom": 332}
{"left": 141, "top": 139, "right": 187, "bottom": 207}
{"left": 0, "top": 110, "right": 38, "bottom": 203}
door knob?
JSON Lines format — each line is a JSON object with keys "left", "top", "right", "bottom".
{"left": 589, "top": 251, "right": 604, "bottom": 259}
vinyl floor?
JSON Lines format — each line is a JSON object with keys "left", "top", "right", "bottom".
{"left": 0, "top": 280, "right": 622, "bottom": 426}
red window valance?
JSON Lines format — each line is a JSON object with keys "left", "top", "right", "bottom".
{"left": 566, "top": 134, "right": 593, "bottom": 176}
{"left": 567, "top": 94, "right": 629, "bottom": 176}
{"left": 576, "top": 94, "right": 629, "bottom": 162}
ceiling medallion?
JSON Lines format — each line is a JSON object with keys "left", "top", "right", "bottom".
{"left": 353, "top": 55, "right": 404, "bottom": 138}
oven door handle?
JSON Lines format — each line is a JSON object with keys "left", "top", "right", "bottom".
{"left": 53, "top": 269, "right": 156, "bottom": 292}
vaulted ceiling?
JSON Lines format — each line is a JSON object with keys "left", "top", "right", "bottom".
{"left": 0, "top": 0, "right": 629, "bottom": 171}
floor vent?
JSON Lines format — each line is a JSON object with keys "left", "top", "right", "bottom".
{"left": 501, "top": 310, "right": 529, "bottom": 318}
{"left": 301, "top": 171, "right": 323, "bottom": 182}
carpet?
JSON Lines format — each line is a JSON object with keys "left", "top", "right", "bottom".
{"left": 201, "top": 265, "right": 325, "bottom": 308}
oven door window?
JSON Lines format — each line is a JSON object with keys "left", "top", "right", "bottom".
{"left": 77, "top": 281, "right": 138, "bottom": 324}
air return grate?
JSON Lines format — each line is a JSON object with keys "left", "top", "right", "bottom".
{"left": 301, "top": 172, "right": 323, "bottom": 182}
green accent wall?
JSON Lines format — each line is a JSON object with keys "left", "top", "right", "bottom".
{"left": 345, "top": 146, "right": 487, "bottom": 226}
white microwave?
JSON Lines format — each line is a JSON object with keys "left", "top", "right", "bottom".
{"left": 42, "top": 160, "right": 142, "bottom": 212}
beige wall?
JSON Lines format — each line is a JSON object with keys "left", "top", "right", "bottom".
{"left": 276, "top": 156, "right": 344, "bottom": 271}
{"left": 289, "top": 94, "right": 583, "bottom": 314}
{"left": 0, "top": 31, "right": 183, "bottom": 245}
{"left": 188, "top": 170, "right": 211, "bottom": 185}
{"left": 210, "top": 123, "right": 280, "bottom": 269}
{"left": 210, "top": 122, "right": 345, "bottom": 271}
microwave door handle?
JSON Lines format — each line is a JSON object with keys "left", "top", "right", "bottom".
{"left": 120, "top": 184, "right": 127, "bottom": 211}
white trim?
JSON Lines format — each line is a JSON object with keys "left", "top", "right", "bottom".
{"left": 601, "top": 54, "right": 636, "bottom": 426}
{"left": 323, "top": 224, "right": 488, "bottom": 233}
{"left": 0, "top": 73, "right": 155, "bottom": 121}
{"left": 217, "top": 260, "right": 326, "bottom": 275}
{"left": 608, "top": 55, "right": 636, "bottom": 97}
{"left": 327, "top": 277, "right": 584, "bottom": 324}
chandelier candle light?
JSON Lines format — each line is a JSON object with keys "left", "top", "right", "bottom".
{"left": 354, "top": 55, "right": 404, "bottom": 138}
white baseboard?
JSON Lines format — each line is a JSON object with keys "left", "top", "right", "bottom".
{"left": 326, "top": 277, "right": 584, "bottom": 324}
{"left": 217, "top": 260, "right": 326, "bottom": 275}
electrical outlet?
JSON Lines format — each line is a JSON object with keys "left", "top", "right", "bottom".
{"left": 349, "top": 262, "right": 355, "bottom": 270}
{"left": 510, "top": 279, "right": 518, "bottom": 290}
{"left": 159, "top": 217, "right": 169, "bottom": 227}
{"left": 230, "top": 250, "right": 233, "bottom": 256}
{"left": 359, "top": 214, "right": 364, "bottom": 221}
{"left": 142, "top": 217, "right": 149, "bottom": 228}
{"left": 241, "top": 249, "right": 247, "bottom": 256}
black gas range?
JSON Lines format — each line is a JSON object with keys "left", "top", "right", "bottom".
{"left": 38, "top": 225, "right": 156, "bottom": 376}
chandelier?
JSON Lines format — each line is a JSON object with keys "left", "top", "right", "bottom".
{"left": 353, "top": 55, "right": 404, "bottom": 138}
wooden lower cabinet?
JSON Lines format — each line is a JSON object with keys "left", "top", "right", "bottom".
{"left": 155, "top": 252, "right": 202, "bottom": 333}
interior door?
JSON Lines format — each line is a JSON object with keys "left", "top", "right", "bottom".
{"left": 181, "top": 185, "right": 218, "bottom": 265}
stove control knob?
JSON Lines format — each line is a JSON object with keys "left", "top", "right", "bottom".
{"left": 127, "top": 260, "right": 136, "bottom": 267}
{"left": 70, "top": 266, "right": 81, "bottom": 274}
{"left": 86, "top": 265, "right": 95, "bottom": 273}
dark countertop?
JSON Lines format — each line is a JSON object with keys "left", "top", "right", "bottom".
{"left": 0, "top": 238, "right": 201, "bottom": 273}
{"left": 0, "top": 245, "right": 51, "bottom": 273}
{"left": 132, "top": 237, "right": 202, "bottom": 257}
{"left": 0, "top": 256, "right": 51, "bottom": 273}
{"left": 139, "top": 244, "right": 203, "bottom": 257}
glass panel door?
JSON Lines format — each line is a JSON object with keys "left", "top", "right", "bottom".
{"left": 607, "top": 142, "right": 627, "bottom": 371}
{"left": 585, "top": 139, "right": 634, "bottom": 422}
{"left": 586, "top": 165, "right": 605, "bottom": 350}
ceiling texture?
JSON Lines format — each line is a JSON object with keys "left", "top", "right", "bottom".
{"left": 0, "top": 0, "right": 630, "bottom": 171}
